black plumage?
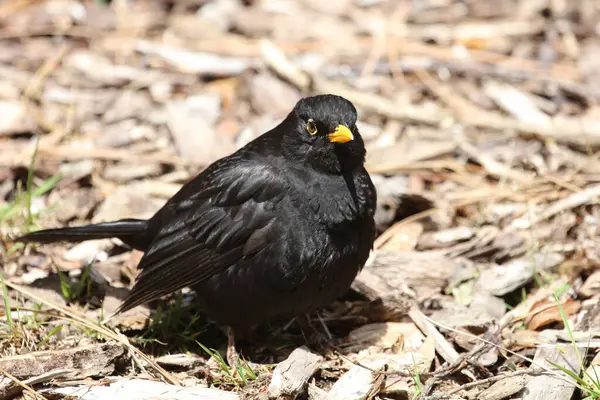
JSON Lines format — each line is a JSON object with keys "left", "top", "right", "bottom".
{"left": 16, "top": 94, "right": 377, "bottom": 360}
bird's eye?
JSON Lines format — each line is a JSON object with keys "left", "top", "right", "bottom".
{"left": 306, "top": 119, "right": 317, "bottom": 135}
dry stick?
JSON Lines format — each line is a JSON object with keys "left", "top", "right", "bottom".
{"left": 422, "top": 369, "right": 534, "bottom": 400}
{"left": 0, "top": 366, "right": 47, "bottom": 400}
{"left": 366, "top": 159, "right": 465, "bottom": 175}
{"left": 412, "top": 70, "right": 559, "bottom": 187}
{"left": 511, "top": 183, "right": 600, "bottom": 230}
{"left": 418, "top": 314, "right": 585, "bottom": 393}
{"left": 458, "top": 141, "right": 588, "bottom": 195}
{"left": 22, "top": 45, "right": 68, "bottom": 100}
{"left": 409, "top": 308, "right": 460, "bottom": 365}
{"left": 260, "top": 39, "right": 600, "bottom": 145}
{"left": 20, "top": 44, "right": 70, "bottom": 134}
{"left": 373, "top": 190, "right": 510, "bottom": 249}
{"left": 413, "top": 69, "right": 486, "bottom": 121}
{"left": 419, "top": 326, "right": 505, "bottom": 396}
{"left": 259, "top": 39, "right": 310, "bottom": 90}
{"left": 358, "top": 18, "right": 387, "bottom": 87}
{"left": 457, "top": 140, "right": 534, "bottom": 185}
{"left": 375, "top": 173, "right": 600, "bottom": 248}
{"left": 0, "top": 141, "right": 188, "bottom": 168}
{"left": 3, "top": 281, "right": 179, "bottom": 386}
{"left": 333, "top": 347, "right": 460, "bottom": 380}
{"left": 382, "top": 324, "right": 504, "bottom": 394}
{"left": 386, "top": 37, "right": 579, "bottom": 81}
{"left": 0, "top": 369, "right": 72, "bottom": 400}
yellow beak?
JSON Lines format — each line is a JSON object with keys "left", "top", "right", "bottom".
{"left": 328, "top": 124, "right": 354, "bottom": 143}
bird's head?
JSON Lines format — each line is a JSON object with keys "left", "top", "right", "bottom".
{"left": 281, "top": 94, "right": 366, "bottom": 174}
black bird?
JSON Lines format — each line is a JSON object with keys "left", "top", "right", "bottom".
{"left": 15, "top": 94, "right": 377, "bottom": 365}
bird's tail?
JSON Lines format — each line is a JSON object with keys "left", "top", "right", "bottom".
{"left": 15, "top": 219, "right": 149, "bottom": 250}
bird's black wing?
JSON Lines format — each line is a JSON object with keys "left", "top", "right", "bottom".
{"left": 115, "top": 162, "right": 287, "bottom": 314}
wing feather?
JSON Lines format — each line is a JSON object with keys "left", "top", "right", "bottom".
{"left": 116, "top": 163, "right": 286, "bottom": 314}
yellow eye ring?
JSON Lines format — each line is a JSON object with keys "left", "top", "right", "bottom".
{"left": 306, "top": 119, "right": 317, "bottom": 135}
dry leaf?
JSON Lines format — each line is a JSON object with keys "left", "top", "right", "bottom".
{"left": 525, "top": 298, "right": 581, "bottom": 331}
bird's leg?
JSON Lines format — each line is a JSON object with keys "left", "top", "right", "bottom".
{"left": 226, "top": 327, "right": 239, "bottom": 370}
{"left": 296, "top": 314, "right": 331, "bottom": 349}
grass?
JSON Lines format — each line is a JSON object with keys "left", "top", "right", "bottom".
{"left": 4, "top": 279, "right": 180, "bottom": 384}
{"left": 197, "top": 341, "right": 258, "bottom": 389}
{"left": 0, "top": 136, "right": 61, "bottom": 233}
{"left": 58, "top": 262, "right": 94, "bottom": 303}
{"left": 409, "top": 354, "right": 423, "bottom": 400}
{"left": 0, "top": 273, "right": 63, "bottom": 352}
{"left": 135, "top": 293, "right": 209, "bottom": 353}
{"left": 1, "top": 271, "right": 15, "bottom": 334}
{"left": 546, "top": 289, "right": 600, "bottom": 400}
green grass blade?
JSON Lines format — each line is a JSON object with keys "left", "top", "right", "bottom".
{"left": 552, "top": 294, "right": 583, "bottom": 364}
{"left": 0, "top": 203, "right": 17, "bottom": 221}
{"left": 410, "top": 353, "right": 422, "bottom": 400}
{"left": 25, "top": 136, "right": 40, "bottom": 226}
{"left": 547, "top": 360, "right": 600, "bottom": 397}
{"left": 32, "top": 174, "right": 62, "bottom": 198}
{"left": 57, "top": 270, "right": 73, "bottom": 302}
{"left": 197, "top": 341, "right": 231, "bottom": 375}
{"left": 73, "top": 262, "right": 93, "bottom": 300}
{"left": 0, "top": 272, "right": 14, "bottom": 331}
{"left": 38, "top": 324, "right": 64, "bottom": 347}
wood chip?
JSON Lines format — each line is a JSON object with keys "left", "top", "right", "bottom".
{"left": 268, "top": 346, "right": 323, "bottom": 399}
{"left": 353, "top": 250, "right": 462, "bottom": 303}
{"left": 344, "top": 322, "right": 435, "bottom": 374}
{"left": 92, "top": 184, "right": 165, "bottom": 223}
{"left": 0, "top": 343, "right": 124, "bottom": 381}
{"left": 477, "top": 252, "right": 565, "bottom": 296}
{"left": 136, "top": 40, "right": 252, "bottom": 75}
{"left": 0, "top": 100, "right": 36, "bottom": 136}
{"left": 166, "top": 94, "right": 235, "bottom": 165}
{"left": 520, "top": 344, "right": 583, "bottom": 400}
{"left": 42, "top": 377, "right": 240, "bottom": 400}
{"left": 478, "top": 373, "right": 531, "bottom": 400}
{"left": 326, "top": 364, "right": 380, "bottom": 400}
{"left": 579, "top": 270, "right": 600, "bottom": 298}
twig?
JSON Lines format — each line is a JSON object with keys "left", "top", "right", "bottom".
{"left": 320, "top": 76, "right": 600, "bottom": 145}
{"left": 0, "top": 369, "right": 72, "bottom": 400}
{"left": 0, "top": 366, "right": 47, "bottom": 400}
{"left": 408, "top": 308, "right": 460, "bottom": 365}
{"left": 457, "top": 140, "right": 534, "bottom": 185}
{"left": 421, "top": 370, "right": 534, "bottom": 400}
{"left": 20, "top": 44, "right": 70, "bottom": 135}
{"left": 511, "top": 183, "right": 600, "bottom": 230}
{"left": 3, "top": 280, "right": 179, "bottom": 386}
{"left": 373, "top": 208, "right": 436, "bottom": 249}
{"left": 0, "top": 141, "right": 189, "bottom": 168}
{"left": 258, "top": 39, "right": 600, "bottom": 145}
{"left": 259, "top": 39, "right": 310, "bottom": 90}
{"left": 418, "top": 314, "right": 586, "bottom": 391}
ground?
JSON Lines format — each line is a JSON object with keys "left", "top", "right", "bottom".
{"left": 2, "top": 0, "right": 600, "bottom": 399}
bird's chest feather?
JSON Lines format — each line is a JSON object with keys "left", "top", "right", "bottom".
{"left": 284, "top": 171, "right": 375, "bottom": 277}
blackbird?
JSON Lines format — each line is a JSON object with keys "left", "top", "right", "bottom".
{"left": 15, "top": 94, "right": 377, "bottom": 365}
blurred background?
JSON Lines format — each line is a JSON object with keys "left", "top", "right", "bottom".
{"left": 1, "top": 0, "right": 599, "bottom": 236}
{"left": 2, "top": 0, "right": 600, "bottom": 399}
